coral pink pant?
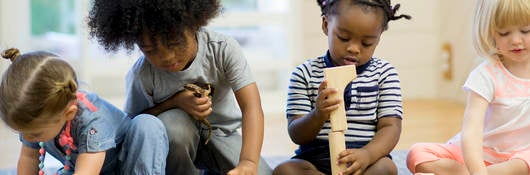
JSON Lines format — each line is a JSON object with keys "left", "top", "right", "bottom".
{"left": 406, "top": 143, "right": 530, "bottom": 174}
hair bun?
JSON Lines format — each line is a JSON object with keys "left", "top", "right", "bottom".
{"left": 1, "top": 48, "right": 21, "bottom": 62}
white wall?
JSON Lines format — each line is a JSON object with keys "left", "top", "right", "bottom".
{"left": 436, "top": 0, "right": 479, "bottom": 103}
{"left": 376, "top": 0, "right": 442, "bottom": 99}
{"left": 0, "top": 0, "right": 31, "bottom": 54}
{"left": 295, "top": 0, "right": 327, "bottom": 65}
{"left": 0, "top": 0, "right": 30, "bottom": 73}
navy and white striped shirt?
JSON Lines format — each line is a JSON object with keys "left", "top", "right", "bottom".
{"left": 286, "top": 53, "right": 403, "bottom": 143}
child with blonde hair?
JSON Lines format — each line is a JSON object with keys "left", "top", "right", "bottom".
{"left": 0, "top": 48, "right": 168, "bottom": 175}
{"left": 407, "top": 0, "right": 530, "bottom": 174}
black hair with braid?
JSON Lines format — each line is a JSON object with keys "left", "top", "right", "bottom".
{"left": 87, "top": 0, "right": 221, "bottom": 52}
{"left": 316, "top": 0, "right": 411, "bottom": 31}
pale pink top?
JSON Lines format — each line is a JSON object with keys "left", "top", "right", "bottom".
{"left": 450, "top": 61, "right": 530, "bottom": 158}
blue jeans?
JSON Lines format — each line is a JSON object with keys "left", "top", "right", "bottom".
{"left": 158, "top": 109, "right": 272, "bottom": 175}
{"left": 43, "top": 114, "right": 168, "bottom": 175}
{"left": 115, "top": 114, "right": 169, "bottom": 175}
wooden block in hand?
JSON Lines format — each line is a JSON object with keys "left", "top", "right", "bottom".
{"left": 323, "top": 65, "right": 356, "bottom": 132}
{"left": 329, "top": 131, "right": 347, "bottom": 175}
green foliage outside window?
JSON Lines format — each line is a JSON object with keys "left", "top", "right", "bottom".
{"left": 220, "top": 0, "right": 257, "bottom": 11}
{"left": 31, "top": 0, "right": 76, "bottom": 35}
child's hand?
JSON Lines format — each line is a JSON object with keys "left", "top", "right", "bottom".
{"left": 172, "top": 89, "right": 212, "bottom": 120}
{"left": 338, "top": 148, "right": 371, "bottom": 175}
{"left": 315, "top": 80, "right": 341, "bottom": 120}
{"left": 226, "top": 160, "right": 258, "bottom": 175}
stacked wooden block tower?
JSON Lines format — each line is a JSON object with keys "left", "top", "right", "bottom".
{"left": 323, "top": 65, "right": 356, "bottom": 175}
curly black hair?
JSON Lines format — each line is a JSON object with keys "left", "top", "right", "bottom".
{"left": 316, "top": 0, "right": 411, "bottom": 31}
{"left": 87, "top": 0, "right": 221, "bottom": 52}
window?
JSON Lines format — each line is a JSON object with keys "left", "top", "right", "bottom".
{"left": 30, "top": 0, "right": 81, "bottom": 62}
{"left": 211, "top": 0, "right": 293, "bottom": 112}
{"left": 221, "top": 0, "right": 287, "bottom": 12}
{"left": 31, "top": 0, "right": 76, "bottom": 36}
{"left": 221, "top": 0, "right": 257, "bottom": 12}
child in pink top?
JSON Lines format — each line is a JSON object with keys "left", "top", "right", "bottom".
{"left": 406, "top": 0, "right": 530, "bottom": 175}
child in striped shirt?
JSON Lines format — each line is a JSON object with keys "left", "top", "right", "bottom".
{"left": 273, "top": 0, "right": 410, "bottom": 175}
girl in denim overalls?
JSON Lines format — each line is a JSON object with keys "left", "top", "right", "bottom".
{"left": 0, "top": 48, "right": 168, "bottom": 175}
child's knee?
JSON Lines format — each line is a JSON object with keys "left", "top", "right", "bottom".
{"left": 164, "top": 128, "right": 198, "bottom": 152}
{"left": 131, "top": 114, "right": 165, "bottom": 130}
{"left": 407, "top": 143, "right": 441, "bottom": 173}
{"left": 273, "top": 160, "right": 318, "bottom": 175}
{"left": 273, "top": 162, "right": 296, "bottom": 175}
{"left": 155, "top": 109, "right": 199, "bottom": 143}
{"left": 366, "top": 157, "right": 397, "bottom": 175}
{"left": 407, "top": 143, "right": 436, "bottom": 161}
{"left": 157, "top": 108, "right": 189, "bottom": 121}
{"left": 129, "top": 114, "right": 166, "bottom": 137}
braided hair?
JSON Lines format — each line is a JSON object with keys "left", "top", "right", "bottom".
{"left": 317, "top": 0, "right": 411, "bottom": 31}
{"left": 0, "top": 48, "right": 78, "bottom": 130}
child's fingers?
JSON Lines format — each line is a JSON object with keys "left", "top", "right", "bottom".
{"left": 318, "top": 80, "right": 328, "bottom": 92}
{"left": 326, "top": 96, "right": 342, "bottom": 106}
{"left": 196, "top": 99, "right": 212, "bottom": 110}
{"left": 339, "top": 157, "right": 364, "bottom": 175}
{"left": 320, "top": 87, "right": 338, "bottom": 96}
{"left": 193, "top": 96, "right": 210, "bottom": 105}
{"left": 320, "top": 103, "right": 340, "bottom": 113}
{"left": 338, "top": 149, "right": 352, "bottom": 159}
{"left": 181, "top": 89, "right": 196, "bottom": 98}
{"left": 194, "top": 98, "right": 212, "bottom": 110}
{"left": 192, "top": 107, "right": 212, "bottom": 120}
{"left": 317, "top": 88, "right": 339, "bottom": 107}
{"left": 337, "top": 149, "right": 354, "bottom": 163}
{"left": 338, "top": 149, "right": 367, "bottom": 163}
{"left": 343, "top": 161, "right": 362, "bottom": 175}
{"left": 318, "top": 96, "right": 341, "bottom": 110}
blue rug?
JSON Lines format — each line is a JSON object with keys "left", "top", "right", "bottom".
{"left": 390, "top": 150, "right": 412, "bottom": 175}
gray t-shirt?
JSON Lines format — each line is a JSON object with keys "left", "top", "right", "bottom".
{"left": 124, "top": 29, "right": 254, "bottom": 132}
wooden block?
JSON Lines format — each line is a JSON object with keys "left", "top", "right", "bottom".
{"left": 329, "top": 131, "right": 347, "bottom": 175}
{"left": 323, "top": 65, "right": 356, "bottom": 132}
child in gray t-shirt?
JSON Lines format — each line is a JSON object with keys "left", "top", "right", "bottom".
{"left": 87, "top": 0, "right": 272, "bottom": 174}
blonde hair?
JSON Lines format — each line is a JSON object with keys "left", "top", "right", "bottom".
{"left": 473, "top": 0, "right": 530, "bottom": 62}
{"left": 0, "top": 48, "right": 78, "bottom": 131}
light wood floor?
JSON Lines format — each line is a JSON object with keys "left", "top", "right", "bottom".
{"left": 396, "top": 99, "right": 464, "bottom": 149}
{"left": 0, "top": 99, "right": 465, "bottom": 169}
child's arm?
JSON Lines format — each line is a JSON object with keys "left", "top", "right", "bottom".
{"left": 17, "top": 145, "right": 40, "bottom": 175}
{"left": 287, "top": 81, "right": 341, "bottom": 145}
{"left": 461, "top": 91, "right": 489, "bottom": 175}
{"left": 142, "top": 89, "right": 212, "bottom": 118}
{"left": 338, "top": 117, "right": 401, "bottom": 175}
{"left": 227, "top": 83, "right": 264, "bottom": 175}
{"left": 74, "top": 152, "right": 106, "bottom": 175}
